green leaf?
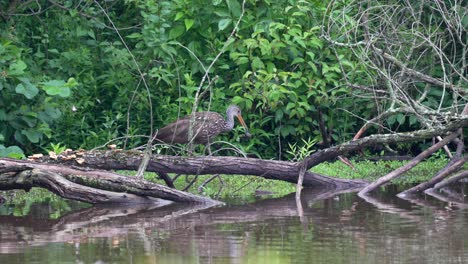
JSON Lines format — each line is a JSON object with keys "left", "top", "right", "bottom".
{"left": 251, "top": 57, "right": 265, "bottom": 70}
{"left": 87, "top": 30, "right": 96, "bottom": 40}
{"left": 236, "top": 57, "right": 249, "bottom": 65}
{"left": 286, "top": 102, "right": 296, "bottom": 111}
{"left": 387, "top": 115, "right": 396, "bottom": 126}
{"left": 22, "top": 129, "right": 41, "bottom": 143}
{"left": 275, "top": 109, "right": 284, "bottom": 122}
{"left": 292, "top": 57, "right": 304, "bottom": 65}
{"left": 409, "top": 116, "right": 418, "bottom": 126}
{"left": 40, "top": 80, "right": 71, "bottom": 97}
{"left": 0, "top": 110, "right": 6, "bottom": 121}
{"left": 184, "top": 19, "right": 194, "bottom": 30}
{"left": 43, "top": 106, "right": 62, "bottom": 120}
{"left": 127, "top": 33, "right": 142, "bottom": 39}
{"left": 397, "top": 114, "right": 405, "bottom": 125}
{"left": 227, "top": 0, "right": 242, "bottom": 17}
{"left": 8, "top": 60, "right": 27, "bottom": 76}
{"left": 169, "top": 25, "right": 185, "bottom": 39}
{"left": 0, "top": 145, "right": 25, "bottom": 159}
{"left": 218, "top": 18, "right": 232, "bottom": 31}
{"left": 175, "top": 12, "right": 184, "bottom": 21}
{"left": 15, "top": 79, "right": 38, "bottom": 99}
{"left": 66, "top": 77, "right": 78, "bottom": 88}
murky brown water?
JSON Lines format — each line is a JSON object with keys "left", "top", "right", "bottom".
{"left": 1, "top": 187, "right": 467, "bottom": 264}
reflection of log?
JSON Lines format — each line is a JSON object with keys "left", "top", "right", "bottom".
{"left": 1, "top": 186, "right": 464, "bottom": 257}
{"left": 358, "top": 193, "right": 422, "bottom": 222}
{"left": 0, "top": 159, "right": 221, "bottom": 204}
{"left": 0, "top": 187, "right": 357, "bottom": 254}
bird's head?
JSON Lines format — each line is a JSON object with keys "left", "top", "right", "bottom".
{"left": 227, "top": 105, "right": 250, "bottom": 136}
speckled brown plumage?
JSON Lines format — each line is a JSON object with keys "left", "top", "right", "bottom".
{"left": 154, "top": 105, "right": 248, "bottom": 145}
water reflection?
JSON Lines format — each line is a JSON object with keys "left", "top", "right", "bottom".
{"left": 1, "top": 187, "right": 468, "bottom": 263}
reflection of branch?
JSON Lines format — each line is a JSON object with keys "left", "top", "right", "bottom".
{"left": 425, "top": 188, "right": 468, "bottom": 209}
{"left": 431, "top": 170, "right": 468, "bottom": 191}
{"left": 358, "top": 193, "right": 421, "bottom": 221}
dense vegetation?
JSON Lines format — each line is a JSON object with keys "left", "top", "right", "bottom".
{"left": 0, "top": 0, "right": 465, "bottom": 159}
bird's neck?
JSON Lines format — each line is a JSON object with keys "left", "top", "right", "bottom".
{"left": 225, "top": 113, "right": 235, "bottom": 131}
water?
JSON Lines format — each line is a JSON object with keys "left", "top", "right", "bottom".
{"left": 1, "top": 187, "right": 467, "bottom": 264}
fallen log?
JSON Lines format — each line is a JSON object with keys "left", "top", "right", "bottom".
{"left": 34, "top": 149, "right": 367, "bottom": 189}
{"left": 0, "top": 158, "right": 222, "bottom": 205}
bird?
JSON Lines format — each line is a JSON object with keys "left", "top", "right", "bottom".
{"left": 154, "top": 105, "right": 250, "bottom": 146}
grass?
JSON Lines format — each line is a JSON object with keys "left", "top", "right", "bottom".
{"left": 311, "top": 157, "right": 452, "bottom": 184}
{"left": 135, "top": 171, "right": 296, "bottom": 204}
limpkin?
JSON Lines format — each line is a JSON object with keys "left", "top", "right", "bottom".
{"left": 154, "top": 105, "right": 250, "bottom": 146}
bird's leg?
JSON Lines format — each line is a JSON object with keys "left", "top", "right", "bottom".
{"left": 197, "top": 174, "right": 221, "bottom": 193}
{"left": 182, "top": 175, "right": 198, "bottom": 191}
{"left": 215, "top": 175, "right": 224, "bottom": 198}
{"left": 205, "top": 143, "right": 212, "bottom": 156}
{"left": 157, "top": 172, "right": 175, "bottom": 188}
{"left": 186, "top": 142, "right": 195, "bottom": 156}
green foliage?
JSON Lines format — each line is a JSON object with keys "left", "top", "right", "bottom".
{"left": 0, "top": 145, "right": 25, "bottom": 159}
{"left": 0, "top": 0, "right": 366, "bottom": 157}
{"left": 286, "top": 137, "right": 318, "bottom": 161}
{"left": 222, "top": 2, "right": 366, "bottom": 157}
{"left": 1, "top": 0, "right": 456, "bottom": 158}
{"left": 0, "top": 39, "right": 77, "bottom": 155}
{"left": 46, "top": 142, "right": 68, "bottom": 155}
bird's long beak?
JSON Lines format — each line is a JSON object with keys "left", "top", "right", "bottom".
{"left": 236, "top": 114, "right": 251, "bottom": 137}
